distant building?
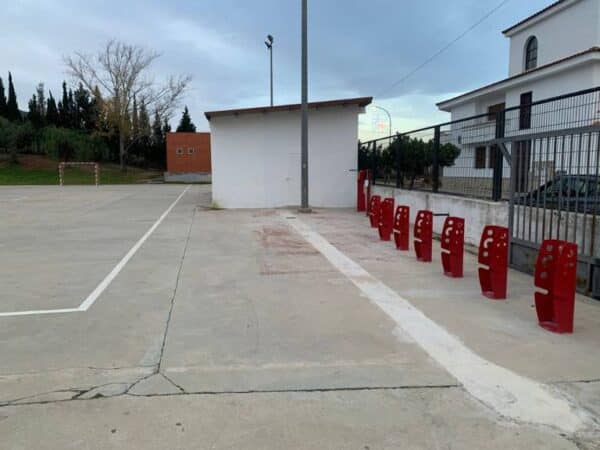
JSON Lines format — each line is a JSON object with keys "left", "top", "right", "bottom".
{"left": 437, "top": 0, "right": 600, "bottom": 180}
{"left": 205, "top": 97, "right": 372, "bottom": 208}
{"left": 165, "top": 132, "right": 211, "bottom": 183}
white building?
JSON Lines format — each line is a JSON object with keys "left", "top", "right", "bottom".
{"left": 205, "top": 97, "right": 372, "bottom": 209}
{"left": 437, "top": 0, "right": 600, "bottom": 180}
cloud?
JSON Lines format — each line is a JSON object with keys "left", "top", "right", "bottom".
{"left": 2, "top": 0, "right": 553, "bottom": 132}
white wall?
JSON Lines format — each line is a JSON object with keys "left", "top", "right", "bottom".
{"left": 372, "top": 186, "right": 508, "bottom": 247}
{"left": 443, "top": 60, "right": 600, "bottom": 179}
{"left": 507, "top": 0, "right": 599, "bottom": 76}
{"left": 210, "top": 106, "right": 361, "bottom": 208}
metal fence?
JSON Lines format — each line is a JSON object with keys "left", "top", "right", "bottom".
{"left": 503, "top": 123, "right": 600, "bottom": 296}
{"left": 360, "top": 87, "right": 600, "bottom": 201}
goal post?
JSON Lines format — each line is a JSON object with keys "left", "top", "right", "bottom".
{"left": 58, "top": 162, "right": 100, "bottom": 186}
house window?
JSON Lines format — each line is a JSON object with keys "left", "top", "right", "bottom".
{"left": 176, "top": 148, "right": 184, "bottom": 155}
{"left": 519, "top": 92, "right": 533, "bottom": 130}
{"left": 524, "top": 36, "right": 538, "bottom": 71}
{"left": 188, "top": 148, "right": 195, "bottom": 155}
{"left": 487, "top": 103, "right": 505, "bottom": 122}
{"left": 475, "top": 147, "right": 487, "bottom": 169}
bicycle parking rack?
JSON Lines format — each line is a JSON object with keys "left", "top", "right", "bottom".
{"left": 368, "top": 195, "right": 381, "bottom": 228}
{"left": 478, "top": 226, "right": 509, "bottom": 299}
{"left": 378, "top": 198, "right": 395, "bottom": 241}
{"left": 357, "top": 170, "right": 371, "bottom": 213}
{"left": 414, "top": 211, "right": 434, "bottom": 262}
{"left": 393, "top": 206, "right": 410, "bottom": 251}
{"left": 534, "top": 239, "right": 578, "bottom": 334}
{"left": 441, "top": 216, "right": 465, "bottom": 278}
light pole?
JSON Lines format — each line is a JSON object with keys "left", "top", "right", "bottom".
{"left": 265, "top": 35, "right": 274, "bottom": 107}
{"left": 300, "top": 0, "right": 310, "bottom": 212}
{"left": 372, "top": 105, "right": 392, "bottom": 145}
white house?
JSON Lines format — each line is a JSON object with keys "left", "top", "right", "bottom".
{"left": 437, "top": 0, "right": 600, "bottom": 181}
{"left": 205, "top": 97, "right": 372, "bottom": 209}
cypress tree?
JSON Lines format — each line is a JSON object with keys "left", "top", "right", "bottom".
{"left": 58, "top": 81, "right": 69, "bottom": 127}
{"left": 46, "top": 91, "right": 59, "bottom": 126}
{"left": 0, "top": 77, "right": 7, "bottom": 118}
{"left": 6, "top": 72, "right": 20, "bottom": 121}
{"left": 35, "top": 83, "right": 46, "bottom": 120}
{"left": 74, "top": 83, "right": 92, "bottom": 130}
{"left": 68, "top": 89, "right": 75, "bottom": 128}
{"left": 176, "top": 106, "right": 196, "bottom": 132}
{"left": 28, "top": 94, "right": 43, "bottom": 128}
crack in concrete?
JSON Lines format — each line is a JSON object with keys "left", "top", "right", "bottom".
{"left": 156, "top": 207, "right": 196, "bottom": 374}
{"left": 0, "top": 382, "right": 463, "bottom": 408}
{"left": 160, "top": 373, "right": 185, "bottom": 393}
{"left": 551, "top": 379, "right": 600, "bottom": 385}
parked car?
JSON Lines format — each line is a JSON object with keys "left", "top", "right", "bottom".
{"left": 515, "top": 174, "right": 600, "bottom": 214}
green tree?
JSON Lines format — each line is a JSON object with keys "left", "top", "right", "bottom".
{"left": 6, "top": 72, "right": 21, "bottom": 122}
{"left": 46, "top": 91, "right": 59, "bottom": 126}
{"left": 0, "top": 77, "right": 7, "bottom": 118}
{"left": 387, "top": 135, "right": 461, "bottom": 189}
{"left": 35, "top": 83, "right": 46, "bottom": 123}
{"left": 131, "top": 95, "right": 139, "bottom": 142}
{"left": 58, "top": 81, "right": 71, "bottom": 128}
{"left": 28, "top": 94, "right": 44, "bottom": 128}
{"left": 176, "top": 106, "right": 196, "bottom": 132}
{"left": 137, "top": 99, "right": 151, "bottom": 162}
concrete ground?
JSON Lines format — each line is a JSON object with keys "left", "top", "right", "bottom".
{"left": 0, "top": 184, "right": 599, "bottom": 449}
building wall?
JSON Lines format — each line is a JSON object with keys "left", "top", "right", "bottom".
{"left": 210, "top": 106, "right": 361, "bottom": 208}
{"left": 507, "top": 0, "right": 599, "bottom": 76}
{"left": 444, "top": 62, "right": 600, "bottom": 179}
{"left": 166, "top": 132, "right": 211, "bottom": 174}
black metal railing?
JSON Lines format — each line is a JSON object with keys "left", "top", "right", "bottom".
{"left": 360, "top": 86, "right": 600, "bottom": 201}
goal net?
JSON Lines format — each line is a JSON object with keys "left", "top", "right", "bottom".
{"left": 58, "top": 162, "right": 100, "bottom": 186}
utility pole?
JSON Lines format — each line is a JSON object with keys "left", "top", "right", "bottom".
{"left": 264, "top": 35, "right": 274, "bottom": 106}
{"left": 300, "top": 0, "right": 310, "bottom": 212}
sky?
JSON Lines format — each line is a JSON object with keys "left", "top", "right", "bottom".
{"left": 3, "top": 0, "right": 553, "bottom": 140}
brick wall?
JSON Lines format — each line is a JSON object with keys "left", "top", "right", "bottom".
{"left": 166, "top": 132, "right": 211, "bottom": 173}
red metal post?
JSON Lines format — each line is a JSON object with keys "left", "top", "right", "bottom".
{"left": 441, "top": 217, "right": 465, "bottom": 278}
{"left": 368, "top": 195, "right": 381, "bottom": 228}
{"left": 393, "top": 206, "right": 410, "bottom": 250}
{"left": 478, "top": 226, "right": 509, "bottom": 299}
{"left": 357, "top": 170, "right": 368, "bottom": 212}
{"left": 534, "top": 240, "right": 577, "bottom": 334}
{"left": 378, "top": 197, "right": 395, "bottom": 241}
{"left": 414, "top": 210, "right": 433, "bottom": 262}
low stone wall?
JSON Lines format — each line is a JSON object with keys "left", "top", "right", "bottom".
{"left": 372, "top": 186, "right": 508, "bottom": 247}
{"left": 164, "top": 172, "right": 212, "bottom": 183}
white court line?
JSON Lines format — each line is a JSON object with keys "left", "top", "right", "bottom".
{"left": 282, "top": 211, "right": 586, "bottom": 433}
{"left": 0, "top": 186, "right": 191, "bottom": 318}
{"left": 0, "top": 308, "right": 82, "bottom": 318}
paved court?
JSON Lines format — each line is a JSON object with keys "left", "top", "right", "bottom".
{"left": 0, "top": 185, "right": 599, "bottom": 449}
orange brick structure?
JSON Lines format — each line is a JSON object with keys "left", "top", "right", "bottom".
{"left": 165, "top": 132, "right": 211, "bottom": 182}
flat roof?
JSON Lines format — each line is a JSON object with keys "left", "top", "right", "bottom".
{"left": 205, "top": 97, "right": 373, "bottom": 121}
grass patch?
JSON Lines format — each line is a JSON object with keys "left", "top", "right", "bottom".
{"left": 0, "top": 156, "right": 163, "bottom": 185}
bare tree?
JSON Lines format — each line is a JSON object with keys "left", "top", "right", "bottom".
{"left": 65, "top": 39, "right": 191, "bottom": 170}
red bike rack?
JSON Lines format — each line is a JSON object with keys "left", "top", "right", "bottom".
{"left": 357, "top": 170, "right": 371, "bottom": 212}
{"left": 441, "top": 217, "right": 465, "bottom": 278}
{"left": 368, "top": 195, "right": 381, "bottom": 228}
{"left": 478, "top": 226, "right": 509, "bottom": 299}
{"left": 534, "top": 240, "right": 577, "bottom": 334}
{"left": 414, "top": 210, "right": 433, "bottom": 262}
{"left": 393, "top": 206, "right": 410, "bottom": 250}
{"left": 378, "top": 198, "right": 395, "bottom": 241}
